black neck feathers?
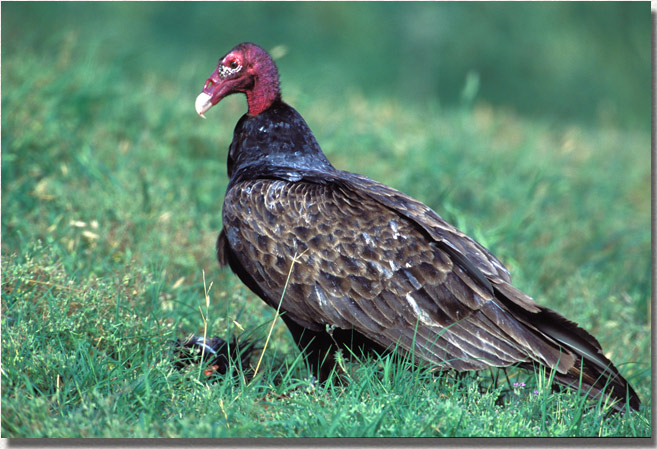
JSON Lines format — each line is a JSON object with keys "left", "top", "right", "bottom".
{"left": 226, "top": 100, "right": 335, "bottom": 186}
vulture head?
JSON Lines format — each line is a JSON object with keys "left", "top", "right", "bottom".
{"left": 195, "top": 42, "right": 281, "bottom": 118}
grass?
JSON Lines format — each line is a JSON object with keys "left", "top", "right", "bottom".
{"left": 1, "top": 6, "right": 651, "bottom": 438}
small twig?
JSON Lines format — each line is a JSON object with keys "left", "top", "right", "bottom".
{"left": 24, "top": 279, "right": 84, "bottom": 293}
{"left": 199, "top": 270, "right": 213, "bottom": 375}
{"left": 252, "top": 250, "right": 307, "bottom": 379}
{"left": 56, "top": 374, "right": 61, "bottom": 407}
{"left": 219, "top": 398, "right": 230, "bottom": 429}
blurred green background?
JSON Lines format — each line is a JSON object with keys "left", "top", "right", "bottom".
{"left": 3, "top": 2, "right": 649, "bottom": 129}
{"left": 1, "top": 2, "right": 651, "bottom": 437}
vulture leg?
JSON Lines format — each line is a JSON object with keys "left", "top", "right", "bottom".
{"left": 281, "top": 315, "right": 387, "bottom": 383}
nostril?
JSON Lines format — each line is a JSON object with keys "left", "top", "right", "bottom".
{"left": 204, "top": 79, "right": 214, "bottom": 90}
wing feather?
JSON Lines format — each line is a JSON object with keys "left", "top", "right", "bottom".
{"left": 218, "top": 151, "right": 639, "bottom": 410}
{"left": 222, "top": 177, "right": 559, "bottom": 371}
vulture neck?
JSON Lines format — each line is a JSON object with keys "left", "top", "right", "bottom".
{"left": 245, "top": 73, "right": 280, "bottom": 116}
{"left": 227, "top": 100, "right": 336, "bottom": 185}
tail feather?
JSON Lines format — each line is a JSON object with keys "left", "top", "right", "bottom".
{"left": 496, "top": 286, "right": 641, "bottom": 412}
{"left": 534, "top": 307, "right": 641, "bottom": 412}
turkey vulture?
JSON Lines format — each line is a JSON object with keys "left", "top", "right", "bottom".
{"left": 194, "top": 42, "right": 640, "bottom": 412}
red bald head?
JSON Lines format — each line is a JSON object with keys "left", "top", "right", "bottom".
{"left": 195, "top": 42, "right": 281, "bottom": 118}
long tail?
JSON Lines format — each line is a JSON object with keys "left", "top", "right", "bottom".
{"left": 532, "top": 307, "right": 641, "bottom": 412}
{"left": 496, "top": 285, "right": 641, "bottom": 412}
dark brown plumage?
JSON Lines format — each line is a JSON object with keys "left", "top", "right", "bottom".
{"left": 195, "top": 42, "right": 641, "bottom": 412}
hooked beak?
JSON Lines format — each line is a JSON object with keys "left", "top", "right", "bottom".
{"left": 195, "top": 68, "right": 223, "bottom": 118}
{"left": 195, "top": 92, "right": 212, "bottom": 119}
{"left": 195, "top": 67, "right": 243, "bottom": 119}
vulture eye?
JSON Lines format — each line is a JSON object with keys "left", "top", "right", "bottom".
{"left": 218, "top": 56, "right": 242, "bottom": 79}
